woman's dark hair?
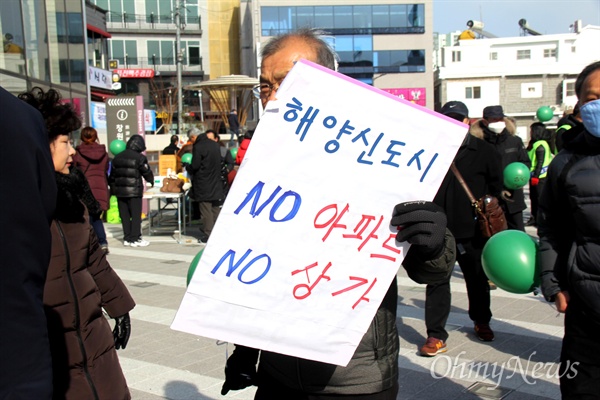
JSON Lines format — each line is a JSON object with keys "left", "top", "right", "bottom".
{"left": 80, "top": 126, "right": 98, "bottom": 144}
{"left": 18, "top": 87, "right": 81, "bottom": 141}
{"left": 575, "top": 61, "right": 600, "bottom": 99}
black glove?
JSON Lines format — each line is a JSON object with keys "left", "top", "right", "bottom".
{"left": 113, "top": 313, "right": 131, "bottom": 350}
{"left": 391, "top": 201, "right": 447, "bottom": 260}
{"left": 221, "top": 345, "right": 259, "bottom": 395}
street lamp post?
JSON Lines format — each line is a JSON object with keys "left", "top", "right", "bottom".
{"left": 175, "top": 0, "right": 183, "bottom": 137}
{"left": 198, "top": 91, "right": 204, "bottom": 122}
{"left": 168, "top": 88, "right": 172, "bottom": 133}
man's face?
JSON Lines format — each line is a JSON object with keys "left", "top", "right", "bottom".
{"left": 259, "top": 38, "right": 318, "bottom": 109}
{"left": 206, "top": 132, "right": 217, "bottom": 142}
{"left": 578, "top": 69, "right": 600, "bottom": 108}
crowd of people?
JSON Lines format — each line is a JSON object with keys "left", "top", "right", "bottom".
{"left": 1, "top": 27, "right": 598, "bottom": 400}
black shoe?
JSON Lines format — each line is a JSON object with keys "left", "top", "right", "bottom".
{"left": 198, "top": 235, "right": 209, "bottom": 244}
{"left": 525, "top": 218, "right": 536, "bottom": 227}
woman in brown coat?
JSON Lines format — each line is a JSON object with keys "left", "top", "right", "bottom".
{"left": 73, "top": 127, "right": 110, "bottom": 253}
{"left": 19, "top": 87, "right": 135, "bottom": 400}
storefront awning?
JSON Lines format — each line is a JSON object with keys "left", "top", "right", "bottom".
{"left": 87, "top": 24, "right": 112, "bottom": 38}
{"left": 90, "top": 91, "right": 115, "bottom": 101}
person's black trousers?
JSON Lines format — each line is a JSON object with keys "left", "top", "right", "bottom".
{"left": 560, "top": 301, "right": 600, "bottom": 399}
{"left": 426, "top": 239, "right": 491, "bottom": 340}
{"left": 456, "top": 240, "right": 492, "bottom": 324}
{"left": 254, "top": 374, "right": 399, "bottom": 400}
{"left": 506, "top": 211, "right": 525, "bottom": 231}
{"left": 529, "top": 178, "right": 546, "bottom": 223}
{"left": 117, "top": 197, "right": 142, "bottom": 242}
{"left": 425, "top": 278, "right": 451, "bottom": 342}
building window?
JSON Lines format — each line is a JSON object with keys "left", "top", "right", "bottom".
{"left": 489, "top": 52, "right": 498, "bottom": 61}
{"left": 521, "top": 82, "right": 542, "bottom": 98}
{"left": 109, "top": 40, "right": 137, "bottom": 65}
{"left": 465, "top": 86, "right": 481, "bottom": 99}
{"left": 452, "top": 51, "right": 461, "bottom": 62}
{"left": 145, "top": 0, "right": 173, "bottom": 23}
{"left": 336, "top": 48, "right": 425, "bottom": 79}
{"left": 565, "top": 81, "right": 575, "bottom": 97}
{"left": 93, "top": 0, "right": 135, "bottom": 23}
{"left": 517, "top": 49, "right": 531, "bottom": 60}
{"left": 187, "top": 41, "right": 201, "bottom": 66}
{"left": 147, "top": 40, "right": 176, "bottom": 65}
{"left": 544, "top": 48, "right": 557, "bottom": 58}
{"left": 261, "top": 4, "right": 425, "bottom": 36}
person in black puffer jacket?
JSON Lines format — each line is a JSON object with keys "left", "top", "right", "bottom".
{"left": 186, "top": 132, "right": 225, "bottom": 242}
{"left": 470, "top": 105, "right": 531, "bottom": 231}
{"left": 539, "top": 61, "right": 600, "bottom": 399}
{"left": 109, "top": 134, "right": 154, "bottom": 247}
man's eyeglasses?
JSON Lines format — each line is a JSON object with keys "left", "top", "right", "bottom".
{"left": 252, "top": 82, "right": 280, "bottom": 99}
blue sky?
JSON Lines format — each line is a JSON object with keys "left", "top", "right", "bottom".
{"left": 434, "top": 0, "right": 600, "bottom": 37}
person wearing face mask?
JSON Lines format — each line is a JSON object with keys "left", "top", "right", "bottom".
{"left": 538, "top": 60, "right": 600, "bottom": 399}
{"left": 417, "top": 101, "right": 504, "bottom": 356}
{"left": 470, "top": 105, "right": 531, "bottom": 231}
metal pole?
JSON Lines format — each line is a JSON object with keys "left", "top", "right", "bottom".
{"left": 168, "top": 89, "right": 172, "bottom": 133}
{"left": 198, "top": 91, "right": 204, "bottom": 122}
{"left": 175, "top": 0, "right": 183, "bottom": 136}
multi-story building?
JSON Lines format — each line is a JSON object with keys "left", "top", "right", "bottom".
{"left": 435, "top": 21, "right": 600, "bottom": 140}
{"left": 0, "top": 0, "right": 96, "bottom": 120}
{"left": 92, "top": 0, "right": 246, "bottom": 136}
{"left": 240, "top": 0, "right": 434, "bottom": 110}
{"left": 89, "top": 0, "right": 207, "bottom": 124}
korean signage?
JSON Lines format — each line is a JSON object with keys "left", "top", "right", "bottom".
{"left": 105, "top": 96, "right": 144, "bottom": 144}
{"left": 93, "top": 102, "right": 155, "bottom": 132}
{"left": 381, "top": 87, "right": 426, "bottom": 107}
{"left": 89, "top": 66, "right": 113, "bottom": 90}
{"left": 172, "top": 60, "right": 466, "bottom": 366}
{"left": 113, "top": 68, "right": 155, "bottom": 79}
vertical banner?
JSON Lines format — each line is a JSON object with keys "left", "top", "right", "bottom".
{"left": 90, "top": 102, "right": 107, "bottom": 129}
{"left": 106, "top": 96, "right": 144, "bottom": 144}
{"left": 172, "top": 60, "right": 467, "bottom": 366}
{"left": 144, "top": 109, "right": 157, "bottom": 132}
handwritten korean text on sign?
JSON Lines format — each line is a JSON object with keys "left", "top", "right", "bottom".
{"left": 171, "top": 60, "right": 466, "bottom": 366}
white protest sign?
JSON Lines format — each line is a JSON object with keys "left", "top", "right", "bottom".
{"left": 171, "top": 60, "right": 467, "bottom": 366}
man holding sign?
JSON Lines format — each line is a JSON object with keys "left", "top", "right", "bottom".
{"left": 219, "top": 29, "right": 457, "bottom": 399}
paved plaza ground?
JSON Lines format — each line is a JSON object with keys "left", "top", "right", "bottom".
{"left": 105, "top": 189, "right": 564, "bottom": 399}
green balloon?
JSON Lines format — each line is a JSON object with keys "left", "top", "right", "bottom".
{"left": 503, "top": 162, "right": 530, "bottom": 190}
{"left": 482, "top": 230, "right": 539, "bottom": 294}
{"left": 187, "top": 248, "right": 204, "bottom": 286}
{"left": 181, "top": 153, "right": 193, "bottom": 164}
{"left": 230, "top": 147, "right": 238, "bottom": 159}
{"left": 536, "top": 106, "right": 553, "bottom": 122}
{"left": 109, "top": 139, "right": 126, "bottom": 156}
